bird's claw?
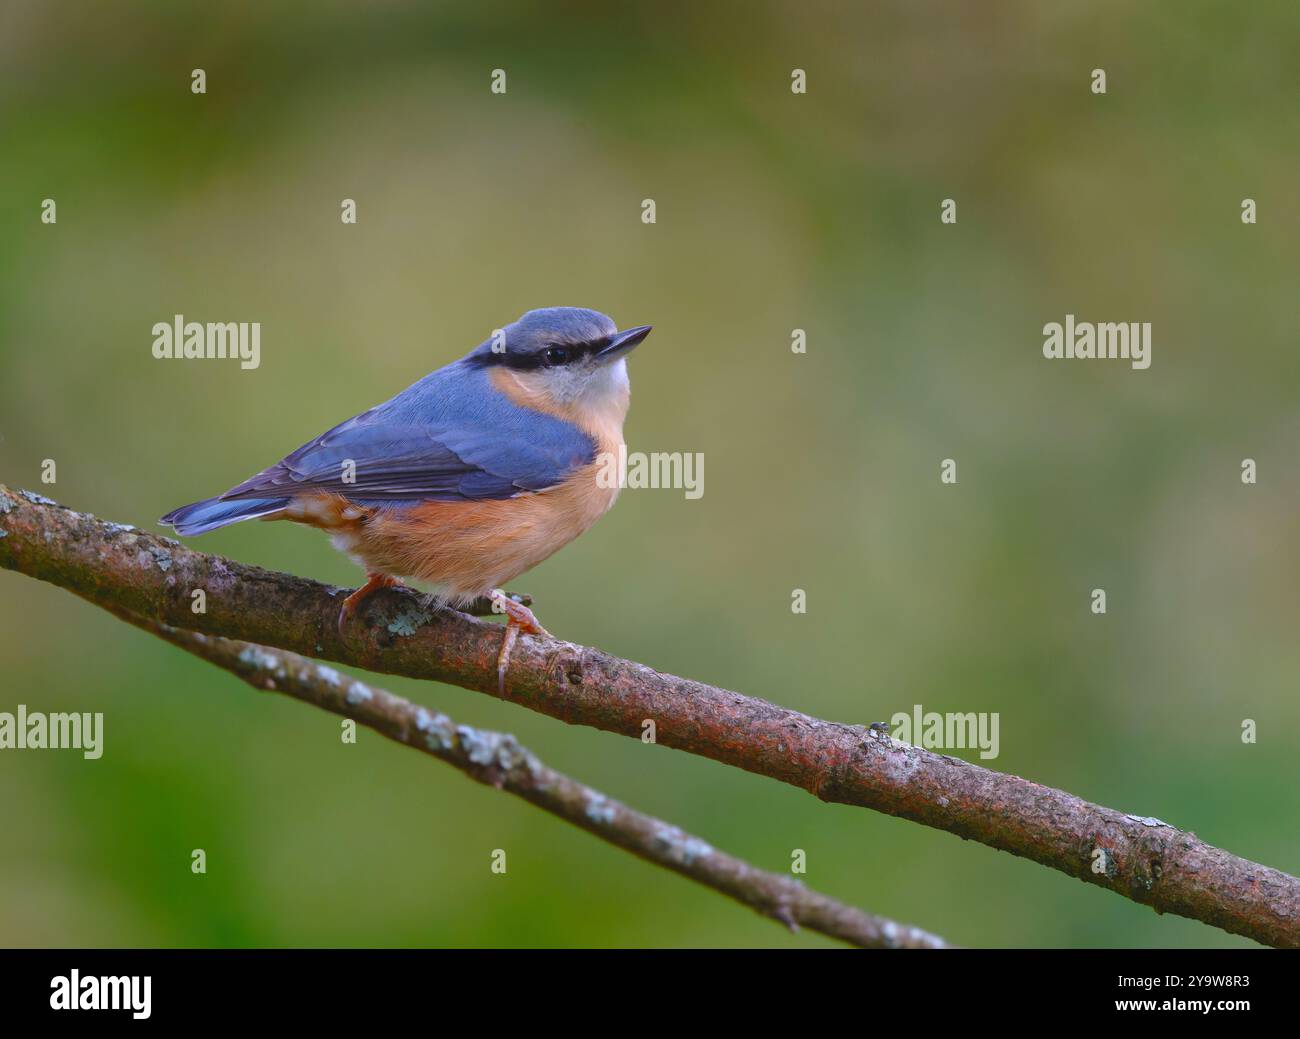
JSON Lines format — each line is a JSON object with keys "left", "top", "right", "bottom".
{"left": 337, "top": 572, "right": 403, "bottom": 640}
{"left": 491, "top": 590, "right": 551, "bottom": 693}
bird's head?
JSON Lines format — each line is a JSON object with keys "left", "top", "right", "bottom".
{"left": 468, "top": 307, "right": 652, "bottom": 411}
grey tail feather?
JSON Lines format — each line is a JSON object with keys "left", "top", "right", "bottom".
{"left": 160, "top": 495, "right": 290, "bottom": 536}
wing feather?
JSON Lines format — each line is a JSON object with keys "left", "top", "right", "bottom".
{"left": 218, "top": 367, "right": 595, "bottom": 504}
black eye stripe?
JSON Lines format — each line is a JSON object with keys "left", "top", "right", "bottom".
{"left": 476, "top": 336, "right": 612, "bottom": 371}
{"left": 545, "top": 337, "right": 609, "bottom": 360}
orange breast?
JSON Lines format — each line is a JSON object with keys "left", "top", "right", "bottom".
{"left": 346, "top": 457, "right": 619, "bottom": 602}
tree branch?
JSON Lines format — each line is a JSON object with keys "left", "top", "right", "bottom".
{"left": 105, "top": 605, "right": 948, "bottom": 949}
{"left": 2, "top": 484, "right": 1297, "bottom": 947}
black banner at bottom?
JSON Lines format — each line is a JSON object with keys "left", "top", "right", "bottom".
{"left": 0, "top": 947, "right": 1279, "bottom": 1026}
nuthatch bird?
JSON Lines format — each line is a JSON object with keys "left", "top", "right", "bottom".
{"left": 161, "top": 307, "right": 652, "bottom": 689}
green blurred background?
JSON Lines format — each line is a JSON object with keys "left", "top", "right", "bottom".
{"left": 1, "top": 0, "right": 1298, "bottom": 948}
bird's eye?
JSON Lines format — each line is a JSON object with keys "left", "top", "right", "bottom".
{"left": 544, "top": 345, "right": 569, "bottom": 366}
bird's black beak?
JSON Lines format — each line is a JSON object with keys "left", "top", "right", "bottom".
{"left": 597, "top": 324, "right": 652, "bottom": 363}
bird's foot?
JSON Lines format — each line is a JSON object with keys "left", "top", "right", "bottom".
{"left": 338, "top": 572, "right": 404, "bottom": 639}
{"left": 490, "top": 589, "right": 551, "bottom": 694}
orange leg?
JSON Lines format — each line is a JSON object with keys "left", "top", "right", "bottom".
{"left": 338, "top": 572, "right": 404, "bottom": 639}
{"left": 490, "top": 589, "right": 551, "bottom": 693}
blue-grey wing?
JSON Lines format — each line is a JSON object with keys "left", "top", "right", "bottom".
{"left": 218, "top": 363, "right": 596, "bottom": 503}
